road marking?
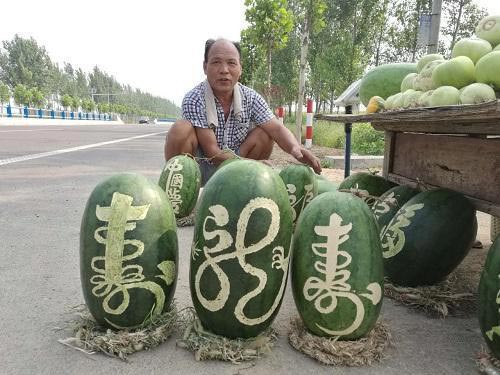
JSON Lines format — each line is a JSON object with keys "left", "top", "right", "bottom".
{"left": 0, "top": 131, "right": 168, "bottom": 166}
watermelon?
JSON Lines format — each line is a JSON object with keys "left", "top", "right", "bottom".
{"left": 479, "top": 236, "right": 500, "bottom": 359}
{"left": 359, "top": 63, "right": 417, "bottom": 106}
{"left": 291, "top": 191, "right": 384, "bottom": 339}
{"left": 372, "top": 185, "right": 419, "bottom": 231}
{"left": 279, "top": 164, "right": 318, "bottom": 223}
{"left": 159, "top": 155, "right": 201, "bottom": 218}
{"left": 380, "top": 188, "right": 477, "bottom": 287}
{"left": 190, "top": 160, "right": 293, "bottom": 338}
{"left": 316, "top": 175, "right": 338, "bottom": 195}
{"left": 338, "top": 172, "right": 397, "bottom": 207}
{"left": 80, "top": 173, "right": 178, "bottom": 329}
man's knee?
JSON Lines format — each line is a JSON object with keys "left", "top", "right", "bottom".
{"left": 165, "top": 119, "right": 198, "bottom": 159}
{"left": 240, "top": 126, "right": 274, "bottom": 159}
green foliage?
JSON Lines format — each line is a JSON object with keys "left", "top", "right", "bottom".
{"left": 81, "top": 98, "right": 95, "bottom": 112}
{"left": 244, "top": 0, "right": 294, "bottom": 101}
{"left": 285, "top": 120, "right": 384, "bottom": 155}
{"left": 30, "top": 87, "right": 45, "bottom": 107}
{"left": 61, "top": 94, "right": 73, "bottom": 109}
{"left": 440, "top": 0, "right": 488, "bottom": 57}
{"left": 0, "top": 82, "right": 10, "bottom": 103}
{"left": 13, "top": 84, "right": 31, "bottom": 105}
{"left": 0, "top": 34, "right": 180, "bottom": 119}
{"left": 0, "top": 35, "right": 54, "bottom": 92}
{"left": 351, "top": 123, "right": 385, "bottom": 155}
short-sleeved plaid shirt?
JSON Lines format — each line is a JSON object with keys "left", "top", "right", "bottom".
{"left": 182, "top": 82, "right": 274, "bottom": 153}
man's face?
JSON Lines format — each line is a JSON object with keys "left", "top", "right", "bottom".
{"left": 203, "top": 40, "right": 241, "bottom": 97}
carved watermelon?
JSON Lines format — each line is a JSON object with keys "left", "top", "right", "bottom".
{"left": 371, "top": 185, "right": 419, "bottom": 230}
{"left": 159, "top": 155, "right": 201, "bottom": 218}
{"left": 80, "top": 173, "right": 178, "bottom": 329}
{"left": 338, "top": 172, "right": 397, "bottom": 207}
{"left": 279, "top": 164, "right": 317, "bottom": 223}
{"left": 380, "top": 188, "right": 477, "bottom": 287}
{"left": 479, "top": 236, "right": 500, "bottom": 359}
{"left": 292, "top": 191, "right": 384, "bottom": 339}
{"left": 190, "top": 160, "right": 293, "bottom": 338}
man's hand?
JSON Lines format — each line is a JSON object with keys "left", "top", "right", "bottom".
{"left": 290, "top": 145, "right": 322, "bottom": 174}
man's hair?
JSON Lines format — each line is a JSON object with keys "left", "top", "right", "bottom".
{"left": 204, "top": 39, "right": 241, "bottom": 63}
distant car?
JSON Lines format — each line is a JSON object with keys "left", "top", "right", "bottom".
{"left": 139, "top": 116, "right": 149, "bottom": 124}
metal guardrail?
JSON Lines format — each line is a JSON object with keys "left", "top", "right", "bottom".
{"left": 0, "top": 104, "right": 116, "bottom": 121}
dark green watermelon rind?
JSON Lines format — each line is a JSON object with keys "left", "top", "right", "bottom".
{"left": 338, "top": 172, "right": 397, "bottom": 207}
{"left": 291, "top": 191, "right": 384, "bottom": 340}
{"left": 479, "top": 236, "right": 500, "bottom": 359}
{"left": 279, "top": 164, "right": 318, "bottom": 223}
{"left": 190, "top": 160, "right": 293, "bottom": 339}
{"left": 381, "top": 188, "right": 477, "bottom": 287}
{"left": 80, "top": 173, "right": 178, "bottom": 329}
{"left": 372, "top": 185, "right": 419, "bottom": 230}
{"left": 159, "top": 155, "right": 201, "bottom": 219}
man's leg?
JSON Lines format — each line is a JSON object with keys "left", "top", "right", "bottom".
{"left": 164, "top": 119, "right": 198, "bottom": 160}
{"left": 239, "top": 126, "right": 274, "bottom": 160}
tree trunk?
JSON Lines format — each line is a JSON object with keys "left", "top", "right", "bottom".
{"left": 296, "top": 21, "right": 310, "bottom": 143}
{"left": 450, "top": 0, "right": 465, "bottom": 52}
{"left": 266, "top": 45, "right": 272, "bottom": 105}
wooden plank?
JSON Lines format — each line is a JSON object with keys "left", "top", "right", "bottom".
{"left": 382, "top": 131, "right": 395, "bottom": 177}
{"left": 372, "top": 119, "right": 500, "bottom": 135}
{"left": 315, "top": 100, "right": 500, "bottom": 124}
{"left": 386, "top": 173, "right": 500, "bottom": 217}
{"left": 387, "top": 133, "right": 500, "bottom": 206}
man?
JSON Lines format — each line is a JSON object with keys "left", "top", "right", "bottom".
{"left": 164, "top": 38, "right": 322, "bottom": 184}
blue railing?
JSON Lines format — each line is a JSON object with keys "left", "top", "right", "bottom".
{"left": 1, "top": 104, "right": 115, "bottom": 121}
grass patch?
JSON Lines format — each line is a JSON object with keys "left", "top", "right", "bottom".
{"left": 284, "top": 120, "right": 384, "bottom": 155}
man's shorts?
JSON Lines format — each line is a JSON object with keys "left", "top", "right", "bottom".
{"left": 196, "top": 147, "right": 240, "bottom": 186}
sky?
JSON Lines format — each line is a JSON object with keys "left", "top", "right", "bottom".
{"left": 0, "top": 0, "right": 499, "bottom": 107}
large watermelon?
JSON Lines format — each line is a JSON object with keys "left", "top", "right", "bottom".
{"left": 359, "top": 63, "right": 417, "bottom": 106}
{"left": 479, "top": 236, "right": 500, "bottom": 359}
{"left": 190, "top": 160, "right": 293, "bottom": 338}
{"left": 380, "top": 188, "right": 477, "bottom": 287}
{"left": 338, "top": 172, "right": 397, "bottom": 207}
{"left": 279, "top": 164, "right": 317, "bottom": 223}
{"left": 159, "top": 155, "right": 201, "bottom": 218}
{"left": 80, "top": 173, "right": 178, "bottom": 329}
{"left": 371, "top": 185, "right": 419, "bottom": 230}
{"left": 292, "top": 191, "right": 384, "bottom": 339}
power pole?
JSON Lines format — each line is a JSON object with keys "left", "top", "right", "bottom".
{"left": 427, "top": 0, "right": 443, "bottom": 54}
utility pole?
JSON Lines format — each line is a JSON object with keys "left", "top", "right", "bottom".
{"left": 427, "top": 0, "right": 443, "bottom": 54}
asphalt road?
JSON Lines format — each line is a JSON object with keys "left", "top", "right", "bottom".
{"left": 0, "top": 123, "right": 491, "bottom": 375}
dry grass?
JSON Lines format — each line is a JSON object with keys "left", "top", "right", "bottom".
{"left": 477, "top": 348, "right": 500, "bottom": 374}
{"left": 288, "top": 317, "right": 391, "bottom": 366}
{"left": 176, "top": 308, "right": 277, "bottom": 363}
{"left": 58, "top": 303, "right": 180, "bottom": 361}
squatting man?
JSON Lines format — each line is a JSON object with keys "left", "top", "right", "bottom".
{"left": 164, "top": 38, "right": 322, "bottom": 184}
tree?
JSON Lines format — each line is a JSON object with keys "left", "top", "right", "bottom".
{"left": 244, "top": 0, "right": 294, "bottom": 103}
{"left": 13, "top": 84, "right": 31, "bottom": 106}
{"left": 61, "top": 94, "right": 73, "bottom": 110}
{"left": 0, "top": 35, "right": 54, "bottom": 92}
{"left": 0, "top": 82, "right": 10, "bottom": 116}
{"left": 30, "top": 87, "right": 45, "bottom": 107}
{"left": 0, "top": 82, "right": 10, "bottom": 104}
{"left": 289, "top": 0, "right": 326, "bottom": 141}
{"left": 440, "top": 0, "right": 488, "bottom": 56}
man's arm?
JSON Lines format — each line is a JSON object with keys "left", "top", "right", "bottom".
{"left": 195, "top": 127, "right": 237, "bottom": 165}
{"left": 260, "top": 117, "right": 322, "bottom": 174}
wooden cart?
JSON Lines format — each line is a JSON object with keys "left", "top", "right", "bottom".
{"left": 316, "top": 100, "right": 500, "bottom": 216}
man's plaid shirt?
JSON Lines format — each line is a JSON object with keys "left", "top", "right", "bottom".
{"left": 182, "top": 82, "right": 274, "bottom": 153}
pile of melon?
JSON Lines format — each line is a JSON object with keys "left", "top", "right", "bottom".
{"left": 361, "top": 14, "right": 500, "bottom": 113}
